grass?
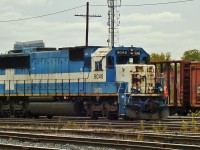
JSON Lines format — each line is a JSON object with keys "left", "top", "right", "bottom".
{"left": 82, "top": 121, "right": 89, "bottom": 129}
{"left": 152, "top": 122, "right": 167, "bottom": 133}
{"left": 139, "top": 120, "right": 145, "bottom": 131}
{"left": 180, "top": 110, "right": 200, "bottom": 132}
{"left": 181, "top": 120, "right": 188, "bottom": 132}
{"left": 190, "top": 111, "right": 200, "bottom": 132}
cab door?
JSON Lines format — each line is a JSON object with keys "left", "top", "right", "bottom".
{"left": 5, "top": 69, "right": 14, "bottom": 91}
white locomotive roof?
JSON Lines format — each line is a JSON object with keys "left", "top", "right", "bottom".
{"left": 91, "top": 47, "right": 111, "bottom": 57}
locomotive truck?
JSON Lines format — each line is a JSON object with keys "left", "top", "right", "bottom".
{"left": 0, "top": 46, "right": 168, "bottom": 120}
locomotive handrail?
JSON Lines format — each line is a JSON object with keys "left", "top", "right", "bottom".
{"left": 1, "top": 78, "right": 85, "bottom": 96}
{"left": 69, "top": 79, "right": 70, "bottom": 96}
{"left": 7, "top": 80, "right": 10, "bottom": 96}
{"left": 117, "top": 82, "right": 124, "bottom": 93}
{"left": 125, "top": 84, "right": 128, "bottom": 93}
{"left": 0, "top": 78, "right": 117, "bottom": 96}
{"left": 24, "top": 80, "right": 25, "bottom": 96}
{"left": 3, "top": 80, "right": 5, "bottom": 96}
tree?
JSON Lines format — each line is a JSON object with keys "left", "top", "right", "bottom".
{"left": 150, "top": 52, "right": 171, "bottom": 62}
{"left": 181, "top": 49, "right": 200, "bottom": 60}
{"left": 150, "top": 52, "right": 171, "bottom": 72}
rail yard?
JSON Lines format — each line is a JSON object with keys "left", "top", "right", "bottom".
{"left": 0, "top": 0, "right": 199, "bottom": 149}
{"left": 0, "top": 116, "right": 199, "bottom": 149}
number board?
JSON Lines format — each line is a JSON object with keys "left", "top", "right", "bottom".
{"left": 116, "top": 50, "right": 129, "bottom": 56}
{"left": 116, "top": 49, "right": 141, "bottom": 56}
{"left": 130, "top": 50, "right": 141, "bottom": 56}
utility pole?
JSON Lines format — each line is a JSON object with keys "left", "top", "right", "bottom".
{"left": 107, "top": 0, "right": 121, "bottom": 48}
{"left": 75, "top": 2, "right": 101, "bottom": 47}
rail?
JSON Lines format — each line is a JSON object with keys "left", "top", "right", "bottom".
{"left": 0, "top": 143, "right": 58, "bottom": 150}
{"left": 0, "top": 129, "right": 199, "bottom": 150}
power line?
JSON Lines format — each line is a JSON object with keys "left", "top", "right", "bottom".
{"left": 0, "top": 0, "right": 195, "bottom": 23}
{"left": 123, "top": 0, "right": 195, "bottom": 6}
{"left": 91, "top": 0, "right": 195, "bottom": 7}
{"left": 0, "top": 5, "right": 85, "bottom": 23}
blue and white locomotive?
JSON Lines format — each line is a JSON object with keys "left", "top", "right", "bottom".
{"left": 0, "top": 46, "right": 168, "bottom": 120}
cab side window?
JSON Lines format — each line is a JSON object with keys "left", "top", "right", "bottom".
{"left": 142, "top": 57, "right": 148, "bottom": 64}
{"left": 95, "top": 61, "right": 102, "bottom": 71}
{"left": 107, "top": 56, "right": 114, "bottom": 69}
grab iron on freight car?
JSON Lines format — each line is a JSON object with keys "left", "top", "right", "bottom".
{"left": 0, "top": 46, "right": 168, "bottom": 120}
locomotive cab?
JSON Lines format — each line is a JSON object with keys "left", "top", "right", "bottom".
{"left": 114, "top": 47, "right": 169, "bottom": 120}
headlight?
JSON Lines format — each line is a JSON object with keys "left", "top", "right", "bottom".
{"left": 137, "top": 87, "right": 141, "bottom": 93}
{"left": 159, "top": 87, "right": 163, "bottom": 92}
{"left": 131, "top": 87, "right": 141, "bottom": 93}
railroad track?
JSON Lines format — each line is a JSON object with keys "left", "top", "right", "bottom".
{"left": 0, "top": 143, "right": 58, "bottom": 150}
{"left": 0, "top": 116, "right": 198, "bottom": 126}
{"left": 1, "top": 123, "right": 198, "bottom": 131}
{"left": 0, "top": 115, "right": 200, "bottom": 120}
{"left": 0, "top": 120, "right": 198, "bottom": 131}
{"left": 0, "top": 127, "right": 200, "bottom": 145}
{"left": 0, "top": 116, "right": 199, "bottom": 149}
{"left": 0, "top": 130, "right": 200, "bottom": 150}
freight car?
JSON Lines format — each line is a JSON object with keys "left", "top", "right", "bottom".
{"left": 152, "top": 60, "right": 200, "bottom": 116}
{"left": 0, "top": 46, "right": 168, "bottom": 120}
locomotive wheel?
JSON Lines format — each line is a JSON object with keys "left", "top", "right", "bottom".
{"left": 34, "top": 115, "right": 40, "bottom": 119}
{"left": 26, "top": 112, "right": 33, "bottom": 118}
{"left": 91, "top": 113, "right": 98, "bottom": 120}
{"left": 107, "top": 114, "right": 119, "bottom": 120}
{"left": 14, "top": 111, "right": 21, "bottom": 118}
{"left": 47, "top": 115, "right": 53, "bottom": 119}
{"left": 123, "top": 115, "right": 130, "bottom": 121}
{"left": 2, "top": 112, "right": 10, "bottom": 118}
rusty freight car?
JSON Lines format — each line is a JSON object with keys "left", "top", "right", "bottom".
{"left": 151, "top": 60, "right": 200, "bottom": 116}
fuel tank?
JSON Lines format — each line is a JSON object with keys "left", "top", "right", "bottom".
{"left": 28, "top": 102, "right": 82, "bottom": 116}
{"left": 28, "top": 97, "right": 56, "bottom": 102}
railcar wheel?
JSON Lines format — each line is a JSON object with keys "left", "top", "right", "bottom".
{"left": 182, "top": 111, "right": 188, "bottom": 116}
{"left": 169, "top": 107, "right": 176, "bottom": 116}
{"left": 190, "top": 108, "right": 198, "bottom": 114}
{"left": 47, "top": 115, "right": 53, "bottom": 119}
{"left": 177, "top": 109, "right": 188, "bottom": 116}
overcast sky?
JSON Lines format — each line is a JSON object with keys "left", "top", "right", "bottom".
{"left": 0, "top": 0, "right": 199, "bottom": 59}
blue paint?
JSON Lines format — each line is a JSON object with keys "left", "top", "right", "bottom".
{"left": 0, "top": 69, "right": 5, "bottom": 75}
{"left": 0, "top": 82, "right": 117, "bottom": 95}
{"left": 118, "top": 93, "right": 126, "bottom": 114}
